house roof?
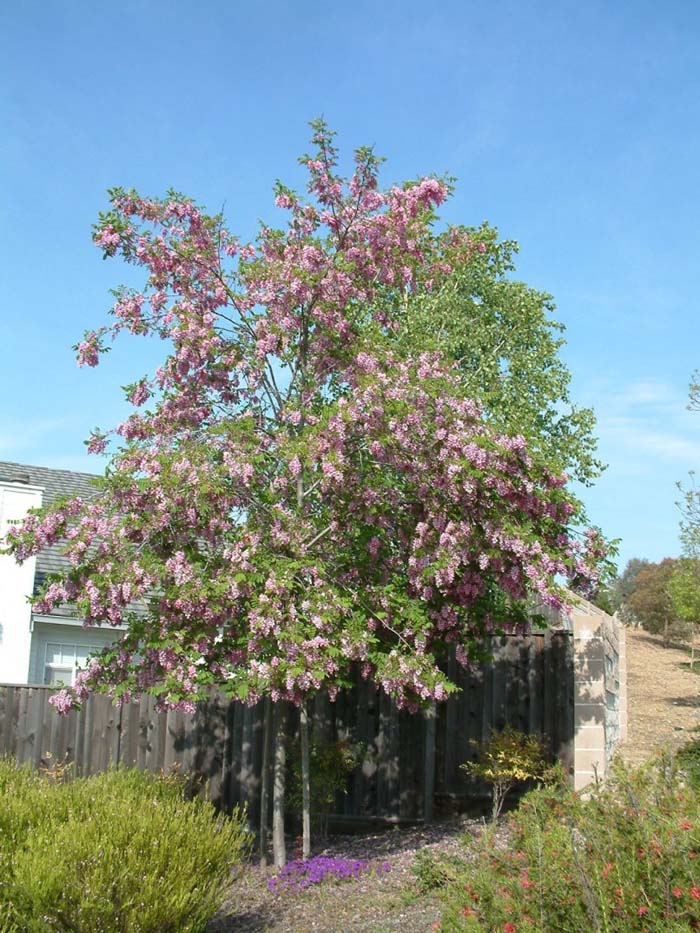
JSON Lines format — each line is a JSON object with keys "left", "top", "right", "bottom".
{"left": 0, "top": 459, "right": 101, "bottom": 604}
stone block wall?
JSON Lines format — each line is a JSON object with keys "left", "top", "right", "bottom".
{"left": 570, "top": 598, "right": 627, "bottom": 790}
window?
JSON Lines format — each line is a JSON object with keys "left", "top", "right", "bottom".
{"left": 44, "top": 643, "right": 100, "bottom": 687}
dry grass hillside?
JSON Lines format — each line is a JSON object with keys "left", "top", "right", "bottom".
{"left": 618, "top": 626, "right": 700, "bottom": 767}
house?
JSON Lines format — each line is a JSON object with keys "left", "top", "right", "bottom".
{"left": 0, "top": 460, "right": 126, "bottom": 686}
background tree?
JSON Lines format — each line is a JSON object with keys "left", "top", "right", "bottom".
{"left": 665, "top": 373, "right": 700, "bottom": 657}
{"left": 668, "top": 558, "right": 700, "bottom": 665}
{"left": 606, "top": 557, "right": 651, "bottom": 622}
{"left": 4, "top": 122, "right": 606, "bottom": 864}
{"left": 628, "top": 558, "right": 678, "bottom": 644}
{"left": 586, "top": 581, "right": 617, "bottom": 616}
{"left": 689, "top": 371, "right": 700, "bottom": 413}
{"left": 676, "top": 369, "right": 700, "bottom": 554}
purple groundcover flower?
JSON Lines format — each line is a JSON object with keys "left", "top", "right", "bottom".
{"left": 267, "top": 856, "right": 391, "bottom": 893}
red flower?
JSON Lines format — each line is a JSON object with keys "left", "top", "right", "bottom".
{"left": 638, "top": 906, "right": 649, "bottom": 916}
{"left": 682, "top": 821, "right": 693, "bottom": 830}
{"left": 672, "top": 887, "right": 683, "bottom": 898}
{"left": 504, "top": 924, "right": 517, "bottom": 933}
{"left": 690, "top": 886, "right": 700, "bottom": 900}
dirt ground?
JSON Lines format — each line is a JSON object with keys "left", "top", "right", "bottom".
{"left": 212, "top": 626, "right": 700, "bottom": 931}
{"left": 617, "top": 626, "right": 700, "bottom": 767}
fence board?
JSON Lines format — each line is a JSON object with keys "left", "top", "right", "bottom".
{"left": 19, "top": 687, "right": 36, "bottom": 765}
{"left": 0, "top": 686, "right": 16, "bottom": 756}
{"left": 238, "top": 703, "right": 256, "bottom": 817}
{"left": 197, "top": 691, "right": 229, "bottom": 806}
{"left": 557, "top": 633, "right": 575, "bottom": 775}
{"left": 443, "top": 647, "right": 458, "bottom": 788}
{"left": 39, "top": 691, "right": 55, "bottom": 769}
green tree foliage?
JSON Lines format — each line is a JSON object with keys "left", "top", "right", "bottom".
{"left": 288, "top": 737, "right": 363, "bottom": 837}
{"left": 689, "top": 370, "right": 700, "bottom": 413}
{"left": 669, "top": 559, "right": 700, "bottom": 626}
{"left": 588, "top": 582, "right": 617, "bottom": 616}
{"left": 394, "top": 225, "right": 604, "bottom": 485}
{"left": 669, "top": 374, "right": 700, "bottom": 646}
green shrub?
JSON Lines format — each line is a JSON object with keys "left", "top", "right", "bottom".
{"left": 0, "top": 760, "right": 250, "bottom": 932}
{"left": 677, "top": 738, "right": 700, "bottom": 790}
{"left": 435, "top": 756, "right": 700, "bottom": 931}
{"left": 412, "top": 848, "right": 471, "bottom": 894}
{"left": 288, "top": 737, "right": 364, "bottom": 836}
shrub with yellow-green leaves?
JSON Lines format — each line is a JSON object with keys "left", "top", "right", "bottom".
{"left": 461, "top": 727, "right": 552, "bottom": 820}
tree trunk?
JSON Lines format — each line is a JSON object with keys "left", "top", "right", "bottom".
{"left": 272, "top": 700, "right": 288, "bottom": 868}
{"left": 259, "top": 696, "right": 273, "bottom": 865}
{"left": 300, "top": 700, "right": 311, "bottom": 860}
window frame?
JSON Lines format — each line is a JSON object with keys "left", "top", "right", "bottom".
{"left": 43, "top": 641, "right": 100, "bottom": 687}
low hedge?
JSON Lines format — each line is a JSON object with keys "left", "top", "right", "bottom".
{"left": 0, "top": 759, "right": 249, "bottom": 932}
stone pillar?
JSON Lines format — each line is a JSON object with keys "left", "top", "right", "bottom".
{"left": 571, "top": 601, "right": 608, "bottom": 791}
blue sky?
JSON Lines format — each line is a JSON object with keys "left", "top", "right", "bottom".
{"left": 2, "top": 0, "right": 699, "bottom": 572}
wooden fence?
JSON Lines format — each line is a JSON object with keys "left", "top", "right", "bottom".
{"left": 0, "top": 631, "right": 573, "bottom": 822}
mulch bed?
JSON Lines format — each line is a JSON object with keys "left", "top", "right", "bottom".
{"left": 208, "top": 817, "right": 499, "bottom": 932}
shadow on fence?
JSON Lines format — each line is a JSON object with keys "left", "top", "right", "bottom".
{"left": 0, "top": 631, "right": 574, "bottom": 821}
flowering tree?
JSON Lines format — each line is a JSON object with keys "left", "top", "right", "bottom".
{"left": 5, "top": 122, "right": 605, "bottom": 863}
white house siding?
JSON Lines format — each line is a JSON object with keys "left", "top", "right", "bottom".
{"left": 0, "top": 482, "right": 43, "bottom": 684}
{"left": 28, "top": 620, "right": 124, "bottom": 686}
{"left": 0, "top": 460, "right": 105, "bottom": 685}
